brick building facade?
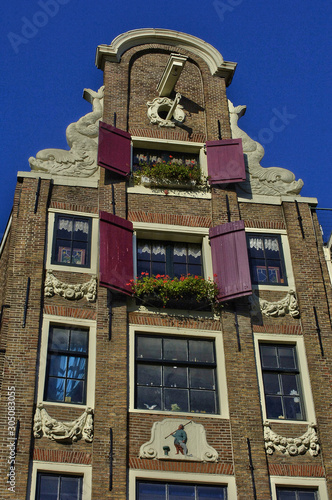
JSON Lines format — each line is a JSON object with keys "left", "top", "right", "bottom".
{"left": 0, "top": 28, "right": 332, "bottom": 499}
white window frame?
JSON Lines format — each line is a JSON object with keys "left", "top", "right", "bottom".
{"left": 128, "top": 137, "right": 211, "bottom": 199}
{"left": 46, "top": 209, "right": 99, "bottom": 274}
{"left": 270, "top": 476, "right": 329, "bottom": 500}
{"left": 254, "top": 333, "right": 316, "bottom": 424}
{"left": 245, "top": 228, "right": 295, "bottom": 291}
{"left": 30, "top": 462, "right": 92, "bottom": 500}
{"left": 129, "top": 469, "right": 237, "bottom": 499}
{"left": 37, "top": 315, "right": 96, "bottom": 409}
{"left": 129, "top": 324, "right": 229, "bottom": 419}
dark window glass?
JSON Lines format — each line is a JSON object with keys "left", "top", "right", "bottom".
{"left": 137, "top": 481, "right": 227, "bottom": 499}
{"left": 36, "top": 473, "right": 82, "bottom": 500}
{"left": 260, "top": 344, "right": 305, "bottom": 421}
{"left": 44, "top": 326, "right": 88, "bottom": 405}
{"left": 276, "top": 487, "right": 318, "bottom": 500}
{"left": 52, "top": 214, "right": 92, "bottom": 267}
{"left": 137, "top": 240, "right": 202, "bottom": 278}
{"left": 135, "top": 335, "right": 218, "bottom": 414}
{"left": 247, "top": 234, "right": 287, "bottom": 285}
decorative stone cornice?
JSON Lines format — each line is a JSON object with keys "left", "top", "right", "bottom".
{"left": 44, "top": 270, "right": 97, "bottom": 302}
{"left": 249, "top": 290, "right": 300, "bottom": 318}
{"left": 95, "top": 29, "right": 237, "bottom": 84}
{"left": 33, "top": 404, "right": 93, "bottom": 443}
{"left": 264, "top": 421, "right": 319, "bottom": 457}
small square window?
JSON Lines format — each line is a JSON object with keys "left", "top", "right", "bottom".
{"left": 247, "top": 233, "right": 287, "bottom": 285}
{"left": 135, "top": 334, "right": 218, "bottom": 414}
{"left": 276, "top": 487, "right": 318, "bottom": 500}
{"left": 259, "top": 344, "right": 305, "bottom": 421}
{"left": 36, "top": 473, "right": 82, "bottom": 500}
{"left": 51, "top": 214, "right": 92, "bottom": 268}
{"left": 44, "top": 326, "right": 89, "bottom": 405}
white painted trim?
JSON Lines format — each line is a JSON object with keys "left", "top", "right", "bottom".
{"left": 0, "top": 213, "right": 12, "bottom": 257}
{"left": 270, "top": 476, "right": 328, "bottom": 500}
{"left": 95, "top": 28, "right": 237, "bottom": 83}
{"left": 129, "top": 469, "right": 237, "bottom": 499}
{"left": 37, "top": 315, "right": 96, "bottom": 409}
{"left": 30, "top": 462, "right": 92, "bottom": 500}
{"left": 323, "top": 246, "right": 332, "bottom": 284}
{"left": 238, "top": 194, "right": 318, "bottom": 206}
{"left": 17, "top": 170, "right": 99, "bottom": 188}
{"left": 254, "top": 333, "right": 316, "bottom": 424}
{"left": 129, "top": 324, "right": 229, "bottom": 419}
{"left": 127, "top": 186, "right": 211, "bottom": 199}
{"left": 245, "top": 229, "right": 295, "bottom": 291}
{"left": 46, "top": 210, "right": 99, "bottom": 274}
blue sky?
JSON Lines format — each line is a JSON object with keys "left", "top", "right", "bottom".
{"left": 1, "top": 0, "right": 331, "bottom": 239}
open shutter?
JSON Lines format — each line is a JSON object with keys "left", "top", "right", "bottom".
{"left": 206, "top": 138, "right": 246, "bottom": 184}
{"left": 209, "top": 220, "right": 252, "bottom": 301}
{"left": 98, "top": 121, "right": 131, "bottom": 176}
{"left": 99, "top": 211, "right": 133, "bottom": 295}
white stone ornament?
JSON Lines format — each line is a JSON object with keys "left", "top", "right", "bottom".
{"left": 29, "top": 86, "right": 104, "bottom": 178}
{"left": 264, "top": 421, "right": 319, "bottom": 456}
{"left": 139, "top": 419, "right": 218, "bottom": 462}
{"left": 228, "top": 100, "right": 303, "bottom": 196}
{"left": 33, "top": 404, "right": 94, "bottom": 443}
{"left": 147, "top": 92, "right": 185, "bottom": 127}
{"left": 249, "top": 289, "right": 300, "bottom": 318}
{"left": 44, "top": 270, "right": 97, "bottom": 302}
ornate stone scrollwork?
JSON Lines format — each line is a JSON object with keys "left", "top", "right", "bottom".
{"left": 147, "top": 93, "right": 185, "bottom": 127}
{"left": 28, "top": 86, "right": 104, "bottom": 178}
{"left": 249, "top": 290, "right": 300, "bottom": 318}
{"left": 228, "top": 100, "right": 303, "bottom": 196}
{"left": 264, "top": 421, "right": 320, "bottom": 456}
{"left": 33, "top": 404, "right": 93, "bottom": 443}
{"left": 44, "top": 270, "right": 97, "bottom": 302}
{"left": 139, "top": 419, "right": 218, "bottom": 462}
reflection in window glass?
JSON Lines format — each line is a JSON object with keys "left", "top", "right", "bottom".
{"left": 137, "top": 481, "right": 227, "bottom": 500}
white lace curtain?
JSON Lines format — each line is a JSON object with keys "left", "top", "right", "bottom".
{"left": 249, "top": 237, "right": 279, "bottom": 252}
{"left": 139, "top": 243, "right": 201, "bottom": 259}
{"left": 58, "top": 218, "right": 89, "bottom": 235}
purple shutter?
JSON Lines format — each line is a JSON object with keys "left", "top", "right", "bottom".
{"left": 209, "top": 220, "right": 252, "bottom": 301}
{"left": 206, "top": 138, "right": 246, "bottom": 184}
{"left": 98, "top": 121, "right": 131, "bottom": 176}
{"left": 99, "top": 211, "right": 133, "bottom": 295}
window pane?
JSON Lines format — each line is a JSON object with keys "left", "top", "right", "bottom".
{"left": 137, "top": 242, "right": 151, "bottom": 261}
{"left": 70, "top": 330, "right": 88, "bottom": 353}
{"left": 137, "top": 482, "right": 166, "bottom": 500}
{"left": 265, "top": 395, "right": 283, "bottom": 419}
{"left": 277, "top": 489, "right": 318, "bottom": 500}
{"left": 188, "top": 244, "right": 202, "bottom": 264}
{"left": 190, "top": 390, "right": 216, "bottom": 414}
{"left": 248, "top": 237, "right": 264, "bottom": 257}
{"left": 57, "top": 217, "right": 73, "bottom": 237}
{"left": 260, "top": 345, "right": 278, "bottom": 368}
{"left": 67, "top": 357, "right": 86, "bottom": 380}
{"left": 38, "top": 475, "right": 59, "bottom": 500}
{"left": 57, "top": 242, "right": 72, "bottom": 264}
{"left": 277, "top": 491, "right": 296, "bottom": 500}
{"left": 164, "top": 388, "right": 189, "bottom": 412}
{"left": 66, "top": 380, "right": 85, "bottom": 404}
{"left": 263, "top": 373, "right": 281, "bottom": 394}
{"left": 164, "top": 366, "right": 188, "bottom": 388}
{"left": 136, "top": 386, "right": 162, "bottom": 411}
{"left": 267, "top": 263, "right": 282, "bottom": 283}
{"left": 173, "top": 244, "right": 187, "bottom": 263}
{"left": 137, "top": 337, "right": 162, "bottom": 359}
{"left": 137, "top": 365, "right": 162, "bottom": 386}
{"left": 152, "top": 261, "right": 167, "bottom": 276}
{"left": 284, "top": 397, "right": 303, "bottom": 420}
{"left": 197, "top": 485, "right": 226, "bottom": 499}
{"left": 173, "top": 262, "right": 187, "bottom": 278}
{"left": 48, "top": 354, "right": 67, "bottom": 377}
{"left": 169, "top": 484, "right": 195, "bottom": 499}
{"left": 45, "top": 377, "right": 65, "bottom": 402}
{"left": 164, "top": 338, "right": 188, "bottom": 361}
{"left": 190, "top": 368, "right": 215, "bottom": 390}
{"left": 50, "top": 328, "right": 70, "bottom": 351}
{"left": 72, "top": 245, "right": 87, "bottom": 266}
{"left": 281, "top": 374, "right": 299, "bottom": 395}
{"left": 60, "top": 476, "right": 81, "bottom": 500}
{"left": 264, "top": 237, "right": 280, "bottom": 257}
{"left": 189, "top": 340, "right": 214, "bottom": 363}
{"left": 73, "top": 220, "right": 89, "bottom": 241}
{"left": 278, "top": 346, "right": 296, "bottom": 369}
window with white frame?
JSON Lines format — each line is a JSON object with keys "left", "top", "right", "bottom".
{"left": 246, "top": 233, "right": 287, "bottom": 286}
{"left": 254, "top": 334, "right": 316, "bottom": 423}
{"left": 270, "top": 477, "right": 329, "bottom": 500}
{"left": 130, "top": 326, "right": 229, "bottom": 419}
{"left": 30, "top": 462, "right": 92, "bottom": 500}
{"left": 46, "top": 210, "right": 98, "bottom": 274}
{"left": 38, "top": 316, "right": 96, "bottom": 408}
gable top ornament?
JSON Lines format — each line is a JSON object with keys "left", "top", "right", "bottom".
{"left": 95, "top": 28, "right": 237, "bottom": 85}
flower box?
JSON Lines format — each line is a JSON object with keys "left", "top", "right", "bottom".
{"left": 141, "top": 176, "right": 197, "bottom": 190}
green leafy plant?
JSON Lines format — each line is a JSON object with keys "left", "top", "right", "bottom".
{"left": 133, "top": 155, "right": 202, "bottom": 185}
{"left": 127, "top": 273, "right": 220, "bottom": 308}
